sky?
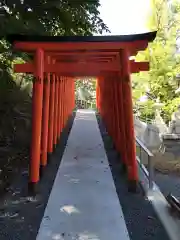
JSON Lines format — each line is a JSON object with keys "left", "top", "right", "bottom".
{"left": 99, "top": 0, "right": 151, "bottom": 35}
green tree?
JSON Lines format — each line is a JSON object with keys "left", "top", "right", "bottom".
{"left": 75, "top": 78, "right": 96, "bottom": 108}
{"left": 0, "top": 0, "right": 109, "bottom": 36}
{"left": 133, "top": 0, "right": 180, "bottom": 121}
{"left": 0, "top": 0, "right": 109, "bottom": 91}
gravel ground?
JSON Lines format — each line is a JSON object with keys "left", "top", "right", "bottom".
{"left": 154, "top": 139, "right": 180, "bottom": 200}
{"left": 154, "top": 171, "right": 180, "bottom": 199}
{"left": 0, "top": 110, "right": 172, "bottom": 240}
{"left": 96, "top": 113, "right": 170, "bottom": 240}
{"left": 0, "top": 112, "right": 76, "bottom": 240}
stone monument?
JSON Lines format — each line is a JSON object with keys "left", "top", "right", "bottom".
{"left": 169, "top": 105, "right": 180, "bottom": 134}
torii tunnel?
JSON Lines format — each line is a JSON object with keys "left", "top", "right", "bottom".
{"left": 7, "top": 32, "right": 156, "bottom": 193}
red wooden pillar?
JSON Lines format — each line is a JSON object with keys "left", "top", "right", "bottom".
{"left": 111, "top": 78, "right": 115, "bottom": 138}
{"left": 62, "top": 77, "right": 64, "bottom": 129}
{"left": 65, "top": 77, "right": 68, "bottom": 120}
{"left": 100, "top": 77, "right": 106, "bottom": 125}
{"left": 65, "top": 78, "right": 68, "bottom": 121}
{"left": 98, "top": 76, "right": 103, "bottom": 115}
{"left": 104, "top": 77, "right": 108, "bottom": 130}
{"left": 64, "top": 77, "right": 66, "bottom": 125}
{"left": 57, "top": 75, "right": 61, "bottom": 139}
{"left": 115, "top": 77, "right": 121, "bottom": 151}
{"left": 29, "top": 48, "right": 44, "bottom": 193}
{"left": 53, "top": 74, "right": 58, "bottom": 148}
{"left": 68, "top": 78, "right": 71, "bottom": 115}
{"left": 68, "top": 79, "right": 70, "bottom": 117}
{"left": 47, "top": 65, "right": 55, "bottom": 154}
{"left": 69, "top": 78, "right": 73, "bottom": 115}
{"left": 120, "top": 49, "right": 138, "bottom": 192}
{"left": 59, "top": 77, "right": 63, "bottom": 135}
{"left": 70, "top": 79, "right": 73, "bottom": 113}
{"left": 40, "top": 56, "right": 51, "bottom": 174}
{"left": 56, "top": 76, "right": 60, "bottom": 140}
{"left": 112, "top": 77, "right": 118, "bottom": 145}
{"left": 70, "top": 78, "right": 73, "bottom": 112}
{"left": 113, "top": 77, "right": 119, "bottom": 150}
{"left": 111, "top": 76, "right": 119, "bottom": 150}
{"left": 102, "top": 77, "right": 107, "bottom": 124}
{"left": 69, "top": 78, "right": 73, "bottom": 114}
{"left": 118, "top": 77, "right": 128, "bottom": 168}
{"left": 105, "top": 77, "right": 110, "bottom": 134}
{"left": 96, "top": 78, "right": 99, "bottom": 110}
{"left": 103, "top": 77, "right": 108, "bottom": 128}
{"left": 66, "top": 77, "right": 68, "bottom": 120}
{"left": 112, "top": 74, "right": 128, "bottom": 173}
{"left": 101, "top": 76, "right": 106, "bottom": 125}
{"left": 72, "top": 78, "right": 75, "bottom": 111}
{"left": 63, "top": 77, "right": 66, "bottom": 128}
{"left": 106, "top": 78, "right": 111, "bottom": 133}
{"left": 61, "top": 77, "right": 64, "bottom": 130}
{"left": 107, "top": 77, "right": 114, "bottom": 137}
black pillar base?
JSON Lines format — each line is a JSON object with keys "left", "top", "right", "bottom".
{"left": 28, "top": 182, "right": 38, "bottom": 196}
{"left": 47, "top": 152, "right": 52, "bottom": 164}
{"left": 128, "top": 180, "right": 138, "bottom": 193}
{"left": 53, "top": 144, "right": 57, "bottom": 152}
{"left": 121, "top": 162, "right": 127, "bottom": 174}
{"left": 40, "top": 165, "right": 46, "bottom": 178}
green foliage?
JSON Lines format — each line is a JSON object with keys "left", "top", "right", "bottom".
{"left": 133, "top": 0, "right": 180, "bottom": 122}
{"left": 135, "top": 100, "right": 155, "bottom": 122}
{"left": 162, "top": 97, "right": 180, "bottom": 123}
{"left": 0, "top": 0, "right": 109, "bottom": 91}
{"left": 132, "top": 72, "right": 150, "bottom": 101}
{"left": 0, "top": 0, "right": 109, "bottom": 36}
{"left": 75, "top": 78, "right": 96, "bottom": 108}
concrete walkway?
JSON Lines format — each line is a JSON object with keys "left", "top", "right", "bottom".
{"left": 36, "top": 110, "right": 130, "bottom": 240}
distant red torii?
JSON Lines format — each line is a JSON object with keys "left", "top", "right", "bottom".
{"left": 6, "top": 31, "right": 156, "bottom": 194}
{"left": 14, "top": 60, "right": 149, "bottom": 74}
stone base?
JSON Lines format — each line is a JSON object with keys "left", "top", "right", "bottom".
{"left": 40, "top": 165, "right": 46, "bottom": 178}
{"left": 28, "top": 182, "right": 38, "bottom": 196}
{"left": 121, "top": 162, "right": 127, "bottom": 174}
{"left": 128, "top": 180, "right": 138, "bottom": 193}
{"left": 162, "top": 134, "right": 180, "bottom": 140}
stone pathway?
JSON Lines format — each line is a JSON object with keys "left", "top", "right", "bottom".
{"left": 36, "top": 110, "right": 130, "bottom": 240}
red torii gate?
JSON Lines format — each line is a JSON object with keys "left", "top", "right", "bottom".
{"left": 7, "top": 32, "right": 156, "bottom": 194}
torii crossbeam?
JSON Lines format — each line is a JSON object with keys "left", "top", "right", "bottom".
{"left": 7, "top": 32, "right": 156, "bottom": 194}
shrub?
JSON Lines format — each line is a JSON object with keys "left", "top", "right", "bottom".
{"left": 162, "top": 97, "right": 180, "bottom": 124}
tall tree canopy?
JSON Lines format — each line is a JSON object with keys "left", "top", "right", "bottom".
{"left": 133, "top": 0, "right": 180, "bottom": 122}
{"left": 0, "top": 0, "right": 109, "bottom": 36}
{"left": 0, "top": 0, "right": 109, "bottom": 94}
